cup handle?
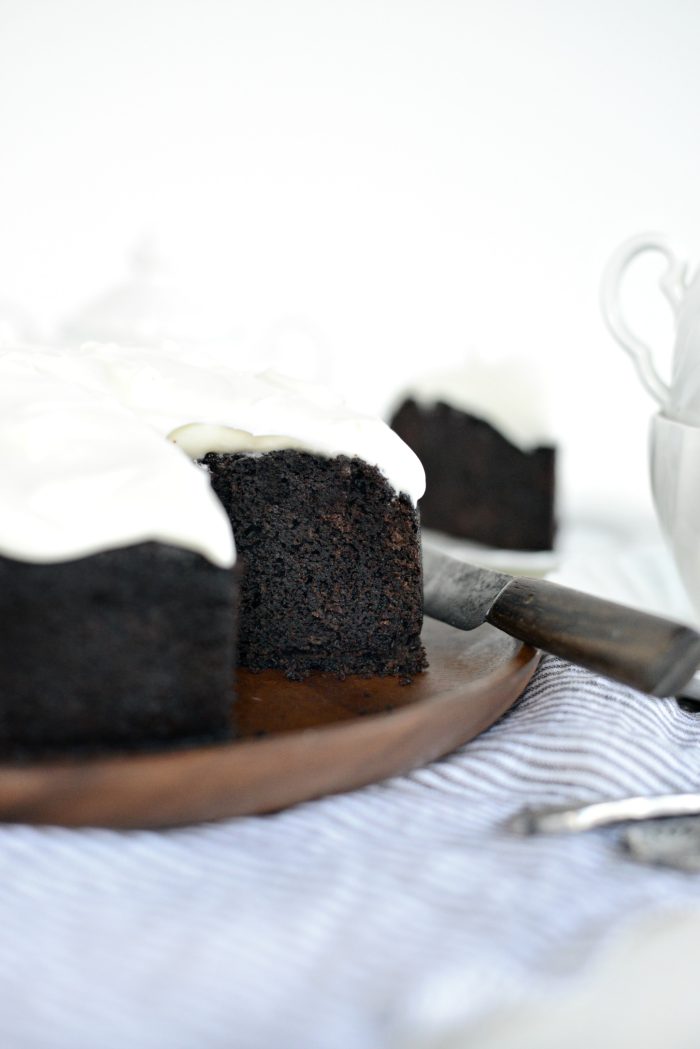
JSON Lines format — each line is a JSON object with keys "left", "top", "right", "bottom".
{"left": 600, "top": 232, "right": 688, "bottom": 405}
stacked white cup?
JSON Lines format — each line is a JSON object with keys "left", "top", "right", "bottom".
{"left": 602, "top": 233, "right": 700, "bottom": 619}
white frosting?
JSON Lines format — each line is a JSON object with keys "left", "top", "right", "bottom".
{"left": 0, "top": 344, "right": 425, "bottom": 566}
{"left": 400, "top": 359, "right": 555, "bottom": 450}
{"left": 0, "top": 351, "right": 236, "bottom": 567}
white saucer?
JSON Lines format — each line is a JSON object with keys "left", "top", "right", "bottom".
{"left": 421, "top": 528, "right": 558, "bottom": 579}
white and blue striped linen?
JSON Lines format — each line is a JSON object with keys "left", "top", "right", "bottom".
{"left": 1, "top": 655, "right": 700, "bottom": 1049}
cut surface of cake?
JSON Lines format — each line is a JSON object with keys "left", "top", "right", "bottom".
{"left": 204, "top": 450, "right": 425, "bottom": 678}
{"left": 390, "top": 362, "right": 556, "bottom": 552}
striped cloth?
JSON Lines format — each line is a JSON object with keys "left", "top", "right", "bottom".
{"left": 2, "top": 655, "right": 700, "bottom": 1049}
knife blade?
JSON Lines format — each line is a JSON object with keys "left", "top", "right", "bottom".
{"left": 422, "top": 544, "right": 700, "bottom": 696}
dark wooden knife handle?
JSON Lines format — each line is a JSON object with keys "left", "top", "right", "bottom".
{"left": 486, "top": 577, "right": 700, "bottom": 696}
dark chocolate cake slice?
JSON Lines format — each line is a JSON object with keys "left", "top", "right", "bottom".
{"left": 390, "top": 398, "right": 556, "bottom": 551}
{"left": 0, "top": 543, "right": 238, "bottom": 753}
{"left": 202, "top": 450, "right": 426, "bottom": 679}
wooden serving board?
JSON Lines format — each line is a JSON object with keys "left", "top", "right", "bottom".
{"left": 0, "top": 619, "right": 539, "bottom": 829}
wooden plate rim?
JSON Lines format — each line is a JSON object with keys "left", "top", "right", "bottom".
{"left": 0, "top": 623, "right": 540, "bottom": 828}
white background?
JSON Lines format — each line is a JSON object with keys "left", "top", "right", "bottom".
{"left": 1, "top": 0, "right": 699, "bottom": 523}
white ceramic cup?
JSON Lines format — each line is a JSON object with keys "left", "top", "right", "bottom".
{"left": 650, "top": 412, "right": 700, "bottom": 617}
{"left": 602, "top": 233, "right": 700, "bottom": 617}
{"left": 600, "top": 232, "right": 699, "bottom": 416}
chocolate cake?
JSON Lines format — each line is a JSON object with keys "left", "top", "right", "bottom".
{"left": 0, "top": 344, "right": 426, "bottom": 752}
{"left": 0, "top": 544, "right": 238, "bottom": 753}
{"left": 203, "top": 450, "right": 425, "bottom": 678}
{"left": 391, "top": 398, "right": 556, "bottom": 551}
{"left": 0, "top": 352, "right": 239, "bottom": 753}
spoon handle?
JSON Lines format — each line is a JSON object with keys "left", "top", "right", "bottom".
{"left": 509, "top": 793, "right": 700, "bottom": 835}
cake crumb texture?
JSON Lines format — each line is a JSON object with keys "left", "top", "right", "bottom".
{"left": 0, "top": 543, "right": 238, "bottom": 754}
{"left": 391, "top": 399, "right": 556, "bottom": 551}
{"left": 203, "top": 451, "right": 426, "bottom": 679}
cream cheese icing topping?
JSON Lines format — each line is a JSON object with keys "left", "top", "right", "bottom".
{"left": 0, "top": 351, "right": 236, "bottom": 567}
{"left": 0, "top": 344, "right": 425, "bottom": 566}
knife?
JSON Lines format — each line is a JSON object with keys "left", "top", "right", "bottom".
{"left": 422, "top": 544, "right": 700, "bottom": 696}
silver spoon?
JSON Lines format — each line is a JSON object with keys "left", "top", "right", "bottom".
{"left": 508, "top": 794, "right": 700, "bottom": 836}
